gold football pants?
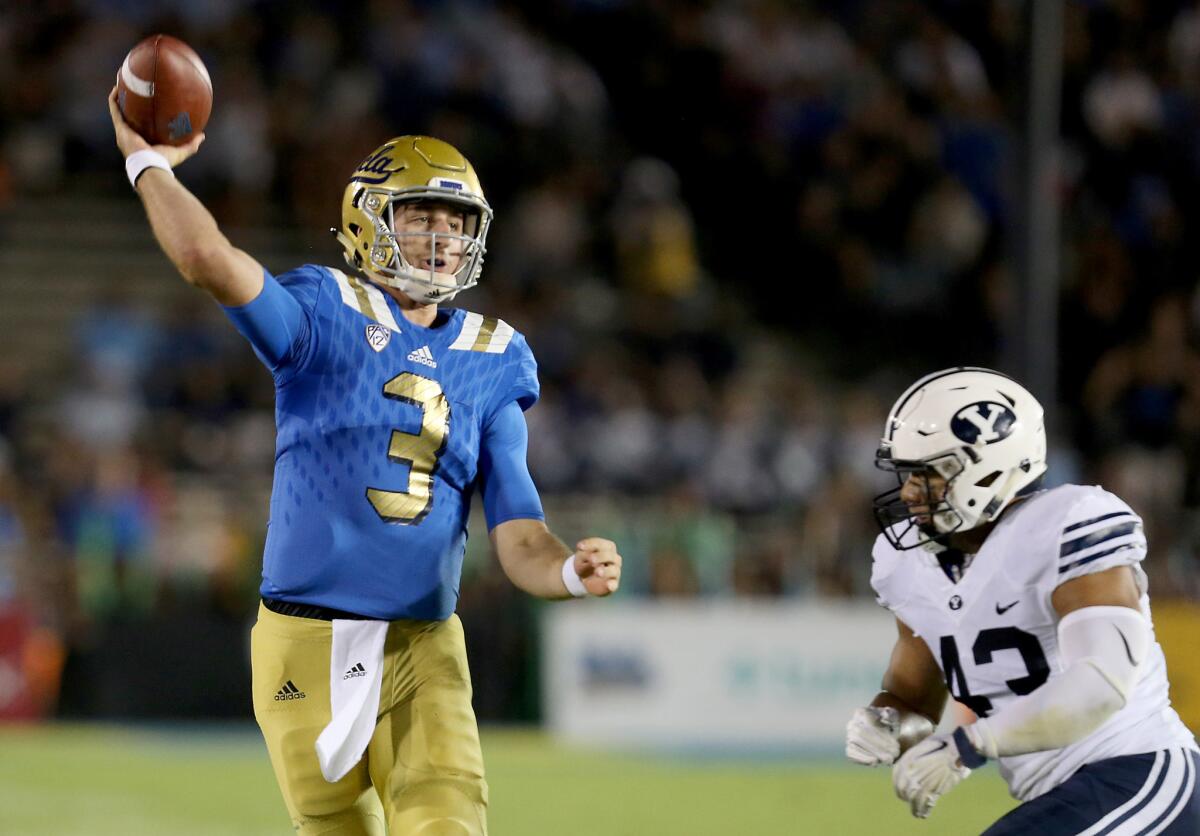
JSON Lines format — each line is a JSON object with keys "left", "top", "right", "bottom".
{"left": 251, "top": 602, "right": 488, "bottom": 835}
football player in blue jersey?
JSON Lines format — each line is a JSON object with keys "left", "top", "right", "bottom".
{"left": 110, "top": 89, "right": 622, "bottom": 835}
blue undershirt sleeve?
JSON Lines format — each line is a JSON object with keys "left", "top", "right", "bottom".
{"left": 479, "top": 399, "right": 545, "bottom": 530}
{"left": 221, "top": 268, "right": 310, "bottom": 374}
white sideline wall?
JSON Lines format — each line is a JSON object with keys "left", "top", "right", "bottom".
{"left": 542, "top": 600, "right": 897, "bottom": 749}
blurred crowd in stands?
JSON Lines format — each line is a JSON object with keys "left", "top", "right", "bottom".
{"left": 3, "top": 0, "right": 1200, "bottom": 717}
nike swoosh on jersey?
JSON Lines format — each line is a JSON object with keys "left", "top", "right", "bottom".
{"left": 995, "top": 600, "right": 1019, "bottom": 614}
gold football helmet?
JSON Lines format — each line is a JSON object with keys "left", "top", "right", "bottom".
{"left": 334, "top": 136, "right": 492, "bottom": 304}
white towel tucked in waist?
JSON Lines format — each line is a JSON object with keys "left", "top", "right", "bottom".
{"left": 315, "top": 618, "right": 389, "bottom": 783}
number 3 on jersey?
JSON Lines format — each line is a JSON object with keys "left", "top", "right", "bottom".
{"left": 940, "top": 627, "right": 1051, "bottom": 718}
{"left": 366, "top": 372, "right": 451, "bottom": 525}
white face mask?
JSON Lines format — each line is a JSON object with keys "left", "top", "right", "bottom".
{"left": 338, "top": 187, "right": 493, "bottom": 304}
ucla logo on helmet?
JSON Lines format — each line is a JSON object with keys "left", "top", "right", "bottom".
{"left": 353, "top": 145, "right": 405, "bottom": 184}
{"left": 951, "top": 401, "right": 1017, "bottom": 445}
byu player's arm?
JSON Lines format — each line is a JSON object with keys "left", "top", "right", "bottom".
{"left": 962, "top": 565, "right": 1148, "bottom": 761}
{"left": 109, "top": 86, "right": 263, "bottom": 306}
{"left": 847, "top": 617, "right": 944, "bottom": 766}
{"left": 876, "top": 617, "right": 949, "bottom": 728}
{"left": 482, "top": 401, "right": 620, "bottom": 599}
{"left": 1050, "top": 562, "right": 1142, "bottom": 616}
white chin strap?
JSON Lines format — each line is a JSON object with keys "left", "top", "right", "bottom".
{"left": 919, "top": 534, "right": 949, "bottom": 555}
{"left": 371, "top": 265, "right": 467, "bottom": 304}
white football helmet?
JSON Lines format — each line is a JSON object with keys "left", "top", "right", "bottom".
{"left": 873, "top": 367, "right": 1047, "bottom": 550}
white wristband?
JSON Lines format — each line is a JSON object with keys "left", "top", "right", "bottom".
{"left": 126, "top": 149, "right": 174, "bottom": 189}
{"left": 561, "top": 554, "right": 589, "bottom": 598}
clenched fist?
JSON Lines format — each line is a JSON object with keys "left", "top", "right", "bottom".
{"left": 572, "top": 538, "right": 621, "bottom": 596}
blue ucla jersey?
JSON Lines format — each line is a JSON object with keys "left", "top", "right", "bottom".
{"left": 224, "top": 264, "right": 542, "bottom": 620}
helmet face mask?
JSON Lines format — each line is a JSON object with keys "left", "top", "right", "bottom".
{"left": 872, "top": 367, "right": 1048, "bottom": 552}
{"left": 873, "top": 453, "right": 966, "bottom": 550}
{"left": 335, "top": 136, "right": 493, "bottom": 304}
{"left": 362, "top": 189, "right": 489, "bottom": 302}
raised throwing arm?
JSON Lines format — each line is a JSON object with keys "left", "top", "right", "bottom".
{"left": 108, "top": 85, "right": 263, "bottom": 306}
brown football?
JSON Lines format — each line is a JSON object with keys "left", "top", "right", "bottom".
{"left": 116, "top": 34, "right": 212, "bottom": 146}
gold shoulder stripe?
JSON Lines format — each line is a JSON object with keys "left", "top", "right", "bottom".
{"left": 484, "top": 319, "right": 515, "bottom": 354}
{"left": 328, "top": 268, "right": 400, "bottom": 332}
{"left": 450, "top": 313, "right": 516, "bottom": 353}
{"left": 450, "top": 312, "right": 483, "bottom": 350}
{"left": 471, "top": 317, "right": 498, "bottom": 352}
{"left": 345, "top": 273, "right": 375, "bottom": 318}
{"left": 355, "top": 276, "right": 402, "bottom": 332}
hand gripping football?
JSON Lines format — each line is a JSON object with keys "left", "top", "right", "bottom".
{"left": 117, "top": 34, "right": 212, "bottom": 146}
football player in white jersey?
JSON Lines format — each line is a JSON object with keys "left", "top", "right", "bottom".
{"left": 844, "top": 368, "right": 1199, "bottom": 834}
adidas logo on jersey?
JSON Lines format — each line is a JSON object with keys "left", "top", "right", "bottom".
{"left": 343, "top": 662, "right": 367, "bottom": 680}
{"left": 274, "top": 680, "right": 306, "bottom": 701}
{"left": 407, "top": 345, "right": 437, "bottom": 368}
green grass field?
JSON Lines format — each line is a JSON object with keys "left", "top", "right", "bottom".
{"left": 0, "top": 724, "right": 1017, "bottom": 835}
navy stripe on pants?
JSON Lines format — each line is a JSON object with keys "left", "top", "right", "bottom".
{"left": 982, "top": 748, "right": 1200, "bottom": 835}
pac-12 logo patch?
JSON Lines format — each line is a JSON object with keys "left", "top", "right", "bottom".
{"left": 366, "top": 324, "right": 391, "bottom": 353}
{"left": 950, "top": 401, "right": 1016, "bottom": 445}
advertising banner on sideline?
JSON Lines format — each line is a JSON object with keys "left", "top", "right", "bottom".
{"left": 542, "top": 600, "right": 895, "bottom": 750}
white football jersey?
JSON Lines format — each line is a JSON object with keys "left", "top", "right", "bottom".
{"left": 871, "top": 484, "right": 1198, "bottom": 801}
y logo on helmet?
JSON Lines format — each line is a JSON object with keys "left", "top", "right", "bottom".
{"left": 353, "top": 145, "right": 405, "bottom": 184}
{"left": 951, "top": 402, "right": 1017, "bottom": 445}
